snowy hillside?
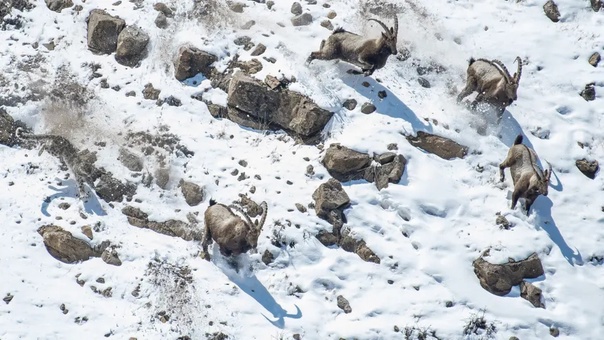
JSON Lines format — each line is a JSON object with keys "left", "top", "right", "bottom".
{"left": 0, "top": 0, "right": 603, "bottom": 339}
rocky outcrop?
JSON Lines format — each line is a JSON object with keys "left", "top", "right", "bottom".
{"left": 0, "top": 108, "right": 18, "bottom": 147}
{"left": 118, "top": 148, "right": 143, "bottom": 172}
{"left": 37, "top": 225, "right": 98, "bottom": 263}
{"left": 122, "top": 206, "right": 202, "bottom": 241}
{"left": 322, "top": 144, "right": 406, "bottom": 190}
{"left": 520, "top": 281, "right": 545, "bottom": 308}
{"left": 406, "top": 131, "right": 468, "bottom": 160}
{"left": 226, "top": 72, "right": 333, "bottom": 143}
{"left": 174, "top": 45, "right": 218, "bottom": 81}
{"left": 115, "top": 25, "right": 150, "bottom": 67}
{"left": 95, "top": 173, "right": 137, "bottom": 202}
{"left": 86, "top": 9, "right": 126, "bottom": 54}
{"left": 473, "top": 253, "right": 544, "bottom": 296}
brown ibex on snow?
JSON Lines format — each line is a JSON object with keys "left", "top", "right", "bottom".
{"left": 457, "top": 57, "right": 523, "bottom": 118}
{"left": 499, "top": 135, "right": 552, "bottom": 214}
{"left": 306, "top": 17, "right": 399, "bottom": 76}
{"left": 201, "top": 199, "right": 268, "bottom": 260}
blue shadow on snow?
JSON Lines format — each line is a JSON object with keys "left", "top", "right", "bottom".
{"left": 41, "top": 179, "right": 106, "bottom": 216}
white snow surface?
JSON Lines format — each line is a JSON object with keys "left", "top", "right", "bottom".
{"left": 1, "top": 0, "right": 603, "bottom": 339}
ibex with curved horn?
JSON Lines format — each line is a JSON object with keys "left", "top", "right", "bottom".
{"left": 499, "top": 135, "right": 552, "bottom": 214}
{"left": 306, "top": 16, "right": 399, "bottom": 76}
{"left": 457, "top": 57, "right": 523, "bottom": 118}
{"left": 201, "top": 199, "right": 268, "bottom": 260}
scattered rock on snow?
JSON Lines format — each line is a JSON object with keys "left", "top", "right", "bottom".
{"left": 543, "top": 0, "right": 561, "bottom": 23}
{"left": 153, "top": 2, "right": 173, "bottom": 17}
{"left": 580, "top": 83, "right": 596, "bottom": 101}
{"left": 406, "top": 131, "right": 468, "bottom": 160}
{"left": 291, "top": 1, "right": 302, "bottom": 15}
{"left": 575, "top": 158, "right": 599, "bottom": 179}
{"left": 95, "top": 173, "right": 137, "bottom": 202}
{"left": 155, "top": 13, "right": 168, "bottom": 29}
{"left": 122, "top": 206, "right": 202, "bottom": 241}
{"left": 250, "top": 43, "right": 266, "bottom": 56}
{"left": 417, "top": 77, "right": 431, "bottom": 88}
{"left": 179, "top": 179, "right": 204, "bottom": 206}
{"left": 591, "top": 0, "right": 602, "bottom": 12}
{"left": 342, "top": 98, "right": 357, "bottom": 110}
{"left": 154, "top": 167, "right": 170, "bottom": 189}
{"left": 339, "top": 230, "right": 380, "bottom": 263}
{"left": 115, "top": 25, "right": 149, "bottom": 66}
{"left": 229, "top": 2, "right": 245, "bottom": 12}
{"left": 588, "top": 52, "right": 601, "bottom": 67}
{"left": 320, "top": 19, "right": 333, "bottom": 30}
{"left": 45, "top": 0, "right": 73, "bottom": 12}
{"left": 142, "top": 83, "right": 161, "bottom": 100}
{"left": 336, "top": 295, "right": 352, "bottom": 313}
{"left": 322, "top": 144, "right": 371, "bottom": 182}
{"left": 291, "top": 13, "right": 313, "bottom": 26}
{"left": 360, "top": 102, "right": 376, "bottom": 114}
{"left": 520, "top": 281, "right": 545, "bottom": 308}
{"left": 174, "top": 45, "right": 218, "bottom": 81}
{"left": 0, "top": 108, "right": 19, "bottom": 147}
{"left": 37, "top": 225, "right": 99, "bottom": 264}
{"left": 81, "top": 225, "right": 93, "bottom": 240}
{"left": 3, "top": 293, "right": 14, "bottom": 304}
{"left": 118, "top": 148, "right": 143, "bottom": 172}
{"left": 86, "top": 9, "right": 126, "bottom": 54}
{"left": 261, "top": 249, "right": 274, "bottom": 265}
{"left": 473, "top": 253, "right": 544, "bottom": 296}
{"left": 101, "top": 247, "right": 122, "bottom": 266}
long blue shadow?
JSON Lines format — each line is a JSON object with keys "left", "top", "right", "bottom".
{"left": 41, "top": 179, "right": 106, "bottom": 216}
{"left": 338, "top": 66, "right": 431, "bottom": 134}
{"left": 223, "top": 268, "right": 302, "bottom": 329}
{"left": 533, "top": 197, "right": 582, "bottom": 266}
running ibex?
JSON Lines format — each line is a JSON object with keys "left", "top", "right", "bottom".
{"left": 201, "top": 199, "right": 268, "bottom": 260}
{"left": 306, "top": 17, "right": 398, "bottom": 76}
{"left": 457, "top": 57, "right": 523, "bottom": 118}
{"left": 499, "top": 135, "right": 552, "bottom": 214}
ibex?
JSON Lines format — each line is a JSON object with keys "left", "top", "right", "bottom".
{"left": 306, "top": 17, "right": 398, "bottom": 76}
{"left": 457, "top": 57, "right": 523, "bottom": 118}
{"left": 201, "top": 199, "right": 268, "bottom": 260}
{"left": 15, "top": 128, "right": 101, "bottom": 200}
{"left": 499, "top": 135, "right": 552, "bottom": 214}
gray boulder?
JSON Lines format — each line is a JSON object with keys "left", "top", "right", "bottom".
{"left": 473, "top": 253, "right": 544, "bottom": 296}
{"left": 520, "top": 281, "right": 545, "bottom": 308}
{"left": 291, "top": 12, "right": 312, "bottom": 26}
{"left": 543, "top": 0, "right": 561, "bottom": 22}
{"left": 322, "top": 144, "right": 371, "bottom": 181}
{"left": 115, "top": 25, "right": 150, "bottom": 67}
{"left": 174, "top": 45, "right": 218, "bottom": 81}
{"left": 38, "top": 225, "right": 98, "bottom": 263}
{"left": 179, "top": 179, "right": 204, "bottom": 206}
{"left": 312, "top": 178, "right": 350, "bottom": 216}
{"left": 576, "top": 158, "right": 599, "bottom": 179}
{"left": 226, "top": 72, "right": 333, "bottom": 142}
{"left": 86, "top": 9, "right": 126, "bottom": 54}
{"left": 406, "top": 131, "right": 468, "bottom": 160}
{"left": 118, "top": 148, "right": 143, "bottom": 172}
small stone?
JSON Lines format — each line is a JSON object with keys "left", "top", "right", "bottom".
{"left": 295, "top": 203, "right": 307, "bottom": 213}
{"left": 3, "top": 293, "right": 14, "bottom": 304}
{"left": 588, "top": 52, "right": 601, "bottom": 67}
{"left": 153, "top": 3, "right": 173, "bottom": 17}
{"left": 496, "top": 214, "right": 511, "bottom": 229}
{"left": 543, "top": 0, "right": 561, "bottom": 23}
{"left": 155, "top": 13, "right": 168, "bottom": 29}
{"left": 387, "top": 143, "right": 398, "bottom": 150}
{"left": 362, "top": 81, "right": 370, "bottom": 87}
{"left": 550, "top": 327, "right": 560, "bottom": 337}
{"left": 179, "top": 180, "right": 204, "bottom": 206}
{"left": 361, "top": 102, "right": 376, "bottom": 114}
{"left": 336, "top": 295, "right": 352, "bottom": 313}
{"left": 306, "top": 164, "right": 315, "bottom": 176}
{"left": 142, "top": 83, "right": 160, "bottom": 100}
{"left": 445, "top": 301, "right": 454, "bottom": 308}
{"left": 266, "top": 1, "right": 274, "bottom": 9}
{"left": 81, "top": 225, "right": 93, "bottom": 240}
{"left": 576, "top": 158, "right": 599, "bottom": 179}
{"left": 580, "top": 83, "right": 596, "bottom": 101}
{"left": 229, "top": 2, "right": 245, "bottom": 13}
{"left": 320, "top": 19, "right": 333, "bottom": 30}
{"left": 327, "top": 10, "right": 337, "bottom": 19}
{"left": 343, "top": 98, "right": 357, "bottom": 110}
{"left": 58, "top": 203, "right": 71, "bottom": 210}
{"left": 393, "top": 325, "right": 400, "bottom": 332}
{"left": 291, "top": 13, "right": 313, "bottom": 26}
{"left": 291, "top": 2, "right": 303, "bottom": 15}
{"left": 377, "top": 90, "right": 387, "bottom": 99}
{"left": 262, "top": 249, "right": 274, "bottom": 265}
{"left": 418, "top": 77, "right": 431, "bottom": 88}
{"left": 125, "top": 91, "right": 135, "bottom": 97}
{"left": 250, "top": 43, "right": 266, "bottom": 56}
{"left": 241, "top": 20, "right": 255, "bottom": 30}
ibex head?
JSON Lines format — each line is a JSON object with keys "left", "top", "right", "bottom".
{"left": 369, "top": 16, "right": 398, "bottom": 55}
{"left": 492, "top": 57, "right": 522, "bottom": 103}
{"left": 529, "top": 162, "right": 552, "bottom": 198}
{"left": 231, "top": 201, "right": 268, "bottom": 249}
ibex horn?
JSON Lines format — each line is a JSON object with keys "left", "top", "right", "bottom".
{"left": 368, "top": 18, "right": 392, "bottom": 38}
{"left": 513, "top": 56, "right": 522, "bottom": 84}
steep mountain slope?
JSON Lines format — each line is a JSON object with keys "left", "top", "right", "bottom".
{"left": 0, "top": 0, "right": 603, "bottom": 339}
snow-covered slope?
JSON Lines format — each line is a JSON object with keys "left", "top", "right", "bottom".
{"left": 1, "top": 0, "right": 603, "bottom": 339}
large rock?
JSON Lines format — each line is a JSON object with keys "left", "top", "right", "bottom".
{"left": 174, "top": 45, "right": 218, "bottom": 81}
{"left": 45, "top": 0, "right": 73, "bottom": 12}
{"left": 406, "top": 131, "right": 468, "bottom": 160}
{"left": 95, "top": 173, "right": 136, "bottom": 202}
{"left": 86, "top": 9, "right": 126, "bottom": 54}
{"left": 179, "top": 179, "right": 204, "bottom": 206}
{"left": 473, "top": 253, "right": 544, "bottom": 296}
{"left": 115, "top": 25, "right": 150, "bottom": 67}
{"left": 312, "top": 178, "right": 350, "bottom": 216}
{"left": 576, "top": 158, "right": 599, "bottom": 179}
{"left": 118, "top": 148, "right": 143, "bottom": 172}
{"left": 339, "top": 231, "right": 380, "bottom": 264}
{"left": 322, "top": 144, "right": 371, "bottom": 181}
{"left": 291, "top": 13, "right": 313, "bottom": 26}
{"left": 37, "top": 225, "right": 98, "bottom": 263}
{"left": 122, "top": 206, "right": 202, "bottom": 241}
{"left": 364, "top": 153, "right": 406, "bottom": 190}
{"left": 226, "top": 72, "right": 333, "bottom": 142}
